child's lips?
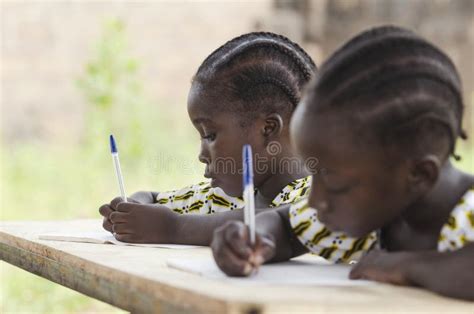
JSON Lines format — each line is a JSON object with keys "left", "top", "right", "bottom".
{"left": 204, "top": 171, "right": 219, "bottom": 187}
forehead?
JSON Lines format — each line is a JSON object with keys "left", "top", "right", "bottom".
{"left": 293, "top": 110, "right": 383, "bottom": 172}
{"left": 188, "top": 82, "right": 233, "bottom": 115}
{"left": 188, "top": 83, "right": 244, "bottom": 128}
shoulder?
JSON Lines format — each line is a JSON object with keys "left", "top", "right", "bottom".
{"left": 438, "top": 185, "right": 474, "bottom": 251}
{"left": 271, "top": 176, "right": 312, "bottom": 207}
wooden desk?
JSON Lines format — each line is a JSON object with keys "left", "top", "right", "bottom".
{"left": 1, "top": 220, "right": 473, "bottom": 313}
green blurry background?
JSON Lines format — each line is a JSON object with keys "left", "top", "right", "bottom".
{"left": 1, "top": 1, "right": 473, "bottom": 313}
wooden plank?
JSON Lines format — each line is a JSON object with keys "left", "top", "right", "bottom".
{"left": 1, "top": 220, "right": 473, "bottom": 313}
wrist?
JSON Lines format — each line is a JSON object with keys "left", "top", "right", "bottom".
{"left": 163, "top": 210, "right": 180, "bottom": 244}
{"left": 403, "top": 250, "right": 443, "bottom": 286}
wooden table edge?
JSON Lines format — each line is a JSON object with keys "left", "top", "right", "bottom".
{"left": 0, "top": 231, "right": 262, "bottom": 314}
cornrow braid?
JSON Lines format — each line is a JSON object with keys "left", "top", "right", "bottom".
{"left": 197, "top": 32, "right": 315, "bottom": 81}
{"left": 252, "top": 76, "right": 300, "bottom": 107}
{"left": 306, "top": 25, "right": 466, "bottom": 160}
{"left": 193, "top": 32, "right": 316, "bottom": 117}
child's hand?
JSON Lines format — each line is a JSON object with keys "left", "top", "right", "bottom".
{"left": 108, "top": 200, "right": 178, "bottom": 243}
{"left": 98, "top": 197, "right": 139, "bottom": 233}
{"left": 211, "top": 221, "right": 276, "bottom": 277}
{"left": 349, "top": 250, "right": 415, "bottom": 286}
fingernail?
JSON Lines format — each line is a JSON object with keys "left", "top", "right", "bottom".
{"left": 253, "top": 255, "right": 264, "bottom": 265}
{"left": 243, "top": 263, "right": 253, "bottom": 275}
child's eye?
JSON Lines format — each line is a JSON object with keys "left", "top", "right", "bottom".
{"left": 326, "top": 185, "right": 351, "bottom": 194}
{"left": 202, "top": 133, "right": 216, "bottom": 141}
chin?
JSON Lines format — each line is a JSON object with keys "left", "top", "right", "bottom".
{"left": 211, "top": 179, "right": 242, "bottom": 197}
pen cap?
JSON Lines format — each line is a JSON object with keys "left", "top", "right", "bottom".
{"left": 242, "top": 144, "right": 253, "bottom": 186}
{"left": 110, "top": 134, "right": 118, "bottom": 153}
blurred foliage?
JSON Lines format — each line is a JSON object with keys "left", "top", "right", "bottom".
{"left": 76, "top": 18, "right": 147, "bottom": 159}
{"left": 1, "top": 18, "right": 202, "bottom": 313}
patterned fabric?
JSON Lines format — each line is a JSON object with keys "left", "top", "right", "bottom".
{"left": 155, "top": 176, "right": 311, "bottom": 215}
{"left": 438, "top": 186, "right": 474, "bottom": 251}
{"left": 289, "top": 199, "right": 377, "bottom": 263}
{"left": 290, "top": 186, "right": 474, "bottom": 263}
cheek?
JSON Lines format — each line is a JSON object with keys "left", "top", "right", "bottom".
{"left": 331, "top": 183, "right": 407, "bottom": 237}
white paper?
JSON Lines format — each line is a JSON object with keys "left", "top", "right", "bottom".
{"left": 38, "top": 230, "right": 201, "bottom": 249}
{"left": 167, "top": 256, "right": 375, "bottom": 286}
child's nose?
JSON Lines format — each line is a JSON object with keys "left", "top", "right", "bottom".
{"left": 198, "top": 143, "right": 211, "bottom": 164}
{"left": 198, "top": 154, "right": 210, "bottom": 164}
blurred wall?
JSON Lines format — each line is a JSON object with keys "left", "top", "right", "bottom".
{"left": 270, "top": 0, "right": 474, "bottom": 133}
{"left": 1, "top": 0, "right": 473, "bottom": 145}
{"left": 1, "top": 1, "right": 272, "bottom": 145}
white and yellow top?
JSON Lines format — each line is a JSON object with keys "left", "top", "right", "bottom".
{"left": 438, "top": 186, "right": 474, "bottom": 251}
{"left": 155, "top": 176, "right": 311, "bottom": 214}
{"left": 289, "top": 186, "right": 474, "bottom": 263}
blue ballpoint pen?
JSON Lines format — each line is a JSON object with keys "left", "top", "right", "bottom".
{"left": 242, "top": 144, "right": 256, "bottom": 245}
{"left": 110, "top": 135, "right": 128, "bottom": 202}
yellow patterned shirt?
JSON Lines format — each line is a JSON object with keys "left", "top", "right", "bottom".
{"left": 438, "top": 186, "right": 474, "bottom": 251}
{"left": 289, "top": 186, "right": 474, "bottom": 263}
{"left": 155, "top": 177, "right": 311, "bottom": 215}
{"left": 289, "top": 200, "right": 377, "bottom": 263}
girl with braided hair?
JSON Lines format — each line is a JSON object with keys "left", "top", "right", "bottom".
{"left": 211, "top": 26, "right": 474, "bottom": 300}
{"left": 99, "top": 32, "right": 317, "bottom": 245}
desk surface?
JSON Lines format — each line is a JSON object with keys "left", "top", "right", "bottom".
{"left": 1, "top": 220, "right": 473, "bottom": 313}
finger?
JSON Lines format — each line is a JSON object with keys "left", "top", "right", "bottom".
{"left": 109, "top": 211, "right": 130, "bottom": 223}
{"left": 114, "top": 233, "right": 133, "bottom": 243}
{"left": 99, "top": 204, "right": 113, "bottom": 217}
{"left": 110, "top": 196, "right": 125, "bottom": 210}
{"left": 116, "top": 202, "right": 135, "bottom": 213}
{"left": 112, "top": 223, "right": 132, "bottom": 234}
{"left": 349, "top": 258, "right": 367, "bottom": 279}
{"left": 251, "top": 234, "right": 276, "bottom": 266}
{"left": 102, "top": 217, "right": 113, "bottom": 232}
{"left": 349, "top": 266, "right": 363, "bottom": 279}
{"left": 223, "top": 222, "right": 252, "bottom": 260}
{"left": 213, "top": 244, "right": 254, "bottom": 277}
{"left": 211, "top": 225, "right": 253, "bottom": 277}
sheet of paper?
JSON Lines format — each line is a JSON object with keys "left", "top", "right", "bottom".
{"left": 39, "top": 230, "right": 201, "bottom": 249}
{"left": 167, "top": 255, "right": 375, "bottom": 286}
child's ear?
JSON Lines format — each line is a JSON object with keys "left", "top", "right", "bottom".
{"left": 262, "top": 113, "right": 284, "bottom": 138}
{"left": 407, "top": 155, "right": 441, "bottom": 195}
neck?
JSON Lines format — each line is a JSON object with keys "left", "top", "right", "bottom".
{"left": 399, "top": 161, "right": 474, "bottom": 234}
{"left": 255, "top": 151, "right": 309, "bottom": 206}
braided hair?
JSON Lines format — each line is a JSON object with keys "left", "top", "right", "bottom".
{"left": 305, "top": 25, "right": 466, "bottom": 160}
{"left": 193, "top": 32, "right": 316, "bottom": 120}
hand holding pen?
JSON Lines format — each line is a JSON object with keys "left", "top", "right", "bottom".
{"left": 99, "top": 134, "right": 128, "bottom": 234}
{"left": 210, "top": 144, "right": 276, "bottom": 276}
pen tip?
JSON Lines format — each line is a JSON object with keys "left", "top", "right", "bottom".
{"left": 109, "top": 134, "right": 117, "bottom": 153}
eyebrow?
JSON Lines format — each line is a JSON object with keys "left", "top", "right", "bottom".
{"left": 192, "top": 117, "right": 214, "bottom": 124}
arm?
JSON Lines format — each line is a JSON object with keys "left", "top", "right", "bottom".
{"left": 255, "top": 206, "right": 308, "bottom": 262}
{"left": 107, "top": 201, "right": 276, "bottom": 245}
{"left": 157, "top": 206, "right": 277, "bottom": 245}
{"left": 407, "top": 244, "right": 474, "bottom": 300}
{"left": 350, "top": 243, "right": 474, "bottom": 300}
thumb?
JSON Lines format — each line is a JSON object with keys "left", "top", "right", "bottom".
{"left": 250, "top": 234, "right": 276, "bottom": 266}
